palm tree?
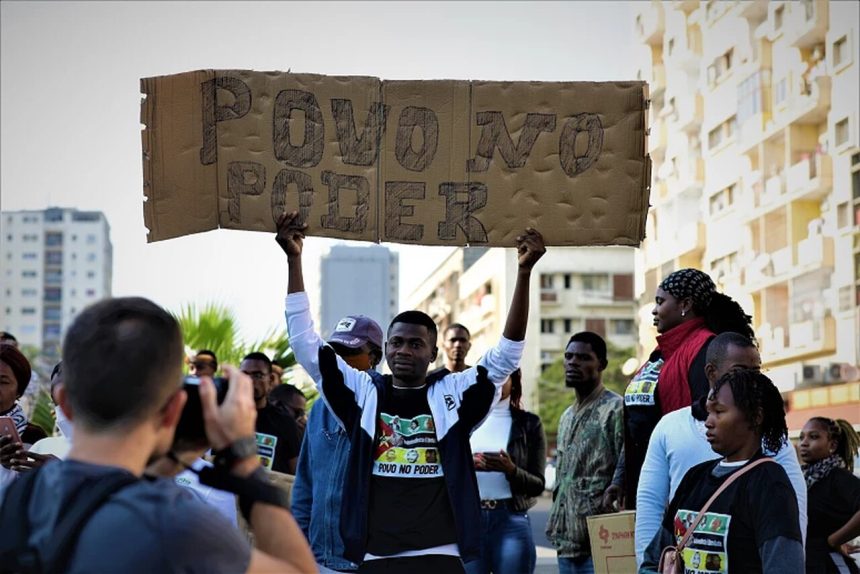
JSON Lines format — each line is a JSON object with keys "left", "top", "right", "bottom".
{"left": 175, "top": 302, "right": 297, "bottom": 375}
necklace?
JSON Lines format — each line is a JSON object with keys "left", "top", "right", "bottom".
{"left": 392, "top": 383, "right": 427, "bottom": 390}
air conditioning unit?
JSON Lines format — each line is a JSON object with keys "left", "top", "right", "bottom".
{"left": 827, "top": 363, "right": 844, "bottom": 384}
{"left": 801, "top": 365, "right": 821, "bottom": 383}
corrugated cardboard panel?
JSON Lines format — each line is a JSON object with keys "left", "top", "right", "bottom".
{"left": 470, "top": 81, "right": 650, "bottom": 247}
{"left": 213, "top": 71, "right": 380, "bottom": 242}
{"left": 379, "top": 80, "right": 471, "bottom": 245}
{"left": 141, "top": 70, "right": 219, "bottom": 242}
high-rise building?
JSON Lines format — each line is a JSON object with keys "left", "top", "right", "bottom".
{"left": 633, "top": 0, "right": 859, "bottom": 430}
{"left": 318, "top": 244, "right": 399, "bottom": 341}
{"left": 407, "top": 247, "right": 638, "bottom": 410}
{"left": 1, "top": 207, "right": 113, "bottom": 358}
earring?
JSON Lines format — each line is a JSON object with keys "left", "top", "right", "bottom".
{"left": 681, "top": 310, "right": 687, "bottom": 317}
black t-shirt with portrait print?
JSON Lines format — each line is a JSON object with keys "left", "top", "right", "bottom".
{"left": 255, "top": 403, "right": 301, "bottom": 474}
{"left": 366, "top": 385, "right": 457, "bottom": 557}
{"left": 805, "top": 467, "right": 860, "bottom": 574}
{"left": 663, "top": 453, "right": 802, "bottom": 574}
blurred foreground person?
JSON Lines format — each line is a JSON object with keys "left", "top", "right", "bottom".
{"left": 799, "top": 417, "right": 860, "bottom": 574}
{"left": 0, "top": 297, "right": 315, "bottom": 573}
{"left": 467, "top": 368, "right": 546, "bottom": 574}
{"left": 640, "top": 370, "right": 802, "bottom": 574}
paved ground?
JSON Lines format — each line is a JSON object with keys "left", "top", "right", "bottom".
{"left": 530, "top": 493, "right": 559, "bottom": 574}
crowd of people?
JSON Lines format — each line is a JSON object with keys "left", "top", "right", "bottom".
{"left": 0, "top": 213, "right": 858, "bottom": 573}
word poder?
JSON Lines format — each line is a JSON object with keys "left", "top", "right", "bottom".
{"left": 141, "top": 70, "right": 651, "bottom": 246}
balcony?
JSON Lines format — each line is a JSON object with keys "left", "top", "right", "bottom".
{"left": 675, "top": 94, "right": 703, "bottom": 135}
{"left": 737, "top": 0, "right": 769, "bottom": 22}
{"left": 635, "top": 5, "right": 664, "bottom": 46}
{"left": 787, "top": 153, "right": 832, "bottom": 200}
{"left": 759, "top": 173, "right": 786, "bottom": 209}
{"left": 540, "top": 289, "right": 560, "bottom": 305}
{"left": 744, "top": 248, "right": 795, "bottom": 291}
{"left": 796, "top": 234, "right": 834, "bottom": 268}
{"left": 793, "top": 76, "right": 830, "bottom": 125}
{"left": 673, "top": 0, "right": 698, "bottom": 14}
{"left": 762, "top": 316, "right": 836, "bottom": 366}
{"left": 786, "top": 0, "right": 827, "bottom": 49}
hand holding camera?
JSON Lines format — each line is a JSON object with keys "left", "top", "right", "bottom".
{"left": 198, "top": 365, "right": 257, "bottom": 453}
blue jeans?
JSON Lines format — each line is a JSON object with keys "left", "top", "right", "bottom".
{"left": 557, "top": 556, "right": 594, "bottom": 574}
{"left": 464, "top": 507, "right": 536, "bottom": 574}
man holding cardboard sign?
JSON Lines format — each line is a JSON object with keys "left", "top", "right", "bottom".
{"left": 280, "top": 210, "right": 545, "bottom": 573}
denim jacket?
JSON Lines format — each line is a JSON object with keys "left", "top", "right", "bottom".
{"left": 291, "top": 400, "right": 358, "bottom": 571}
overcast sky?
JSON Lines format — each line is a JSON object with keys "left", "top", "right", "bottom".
{"left": 1, "top": 1, "right": 637, "bottom": 340}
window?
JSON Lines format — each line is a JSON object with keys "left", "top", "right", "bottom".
{"left": 22, "top": 252, "right": 37, "bottom": 260}
{"left": 44, "top": 288, "right": 61, "bottom": 302}
{"left": 45, "top": 270, "right": 62, "bottom": 285}
{"left": 22, "top": 234, "right": 39, "bottom": 242}
{"left": 21, "top": 288, "right": 37, "bottom": 297}
{"left": 774, "top": 5, "right": 784, "bottom": 31}
{"left": 738, "top": 70, "right": 770, "bottom": 124}
{"left": 564, "top": 274, "right": 572, "bottom": 289}
{"left": 21, "top": 270, "right": 37, "bottom": 278}
{"left": 44, "top": 307, "right": 61, "bottom": 321}
{"left": 582, "top": 274, "right": 610, "bottom": 292}
{"left": 86, "top": 289, "right": 96, "bottom": 297}
{"left": 45, "top": 232, "right": 63, "bottom": 247}
{"left": 709, "top": 184, "right": 736, "bottom": 215}
{"left": 563, "top": 318, "right": 572, "bottom": 333}
{"left": 21, "top": 308, "right": 36, "bottom": 315}
{"left": 540, "top": 274, "right": 555, "bottom": 289}
{"left": 86, "top": 234, "right": 97, "bottom": 244}
{"left": 45, "top": 251, "right": 62, "bottom": 265}
{"left": 86, "top": 253, "right": 97, "bottom": 262}
{"left": 611, "top": 319, "right": 635, "bottom": 336}
{"left": 708, "top": 49, "right": 734, "bottom": 85}
{"left": 833, "top": 35, "right": 847, "bottom": 67}
{"left": 708, "top": 116, "right": 737, "bottom": 150}
{"left": 22, "top": 215, "right": 38, "bottom": 223}
{"left": 667, "top": 38, "right": 675, "bottom": 57}
{"left": 87, "top": 271, "right": 96, "bottom": 279}
{"left": 836, "top": 118, "right": 850, "bottom": 147}
{"left": 540, "top": 319, "right": 555, "bottom": 334}
{"left": 774, "top": 77, "right": 788, "bottom": 106}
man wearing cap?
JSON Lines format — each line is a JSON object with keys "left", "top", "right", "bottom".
{"left": 292, "top": 315, "right": 384, "bottom": 573}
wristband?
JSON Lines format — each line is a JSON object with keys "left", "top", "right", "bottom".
{"left": 212, "top": 436, "right": 258, "bottom": 470}
{"left": 197, "top": 465, "right": 289, "bottom": 522}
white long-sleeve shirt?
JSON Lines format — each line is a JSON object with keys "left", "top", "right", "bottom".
{"left": 634, "top": 406, "right": 807, "bottom": 566}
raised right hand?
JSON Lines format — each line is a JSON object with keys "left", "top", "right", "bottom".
{"left": 275, "top": 211, "right": 308, "bottom": 259}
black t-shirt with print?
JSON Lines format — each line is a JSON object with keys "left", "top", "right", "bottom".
{"left": 366, "top": 385, "right": 457, "bottom": 556}
{"left": 255, "top": 404, "right": 301, "bottom": 474}
{"left": 805, "top": 467, "right": 860, "bottom": 574}
{"left": 664, "top": 454, "right": 802, "bottom": 574}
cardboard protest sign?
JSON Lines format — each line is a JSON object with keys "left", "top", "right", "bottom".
{"left": 141, "top": 70, "right": 651, "bottom": 246}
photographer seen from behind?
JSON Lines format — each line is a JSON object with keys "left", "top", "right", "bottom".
{"left": 0, "top": 297, "right": 315, "bottom": 573}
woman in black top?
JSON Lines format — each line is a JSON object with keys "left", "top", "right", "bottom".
{"left": 641, "top": 369, "right": 803, "bottom": 573}
{"left": 799, "top": 417, "right": 860, "bottom": 574}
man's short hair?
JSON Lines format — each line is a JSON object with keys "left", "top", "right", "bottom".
{"left": 705, "top": 332, "right": 756, "bottom": 367}
{"left": 194, "top": 349, "right": 218, "bottom": 367}
{"left": 0, "top": 343, "right": 32, "bottom": 397}
{"left": 567, "top": 331, "right": 608, "bottom": 366}
{"left": 270, "top": 383, "right": 306, "bottom": 402}
{"left": 0, "top": 331, "right": 18, "bottom": 344}
{"left": 389, "top": 311, "right": 438, "bottom": 343}
{"left": 242, "top": 352, "right": 273, "bottom": 372}
{"left": 444, "top": 323, "right": 471, "bottom": 338}
{"left": 62, "top": 297, "right": 184, "bottom": 430}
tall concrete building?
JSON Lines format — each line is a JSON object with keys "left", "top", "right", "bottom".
{"left": 1, "top": 207, "right": 113, "bottom": 358}
{"left": 318, "top": 244, "right": 399, "bottom": 340}
{"left": 407, "top": 247, "right": 637, "bottom": 410}
{"left": 633, "top": 0, "right": 859, "bottom": 430}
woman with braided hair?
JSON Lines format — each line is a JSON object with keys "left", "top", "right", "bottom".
{"left": 606, "top": 268, "right": 754, "bottom": 510}
{"left": 799, "top": 417, "right": 860, "bottom": 573}
{"left": 640, "top": 369, "right": 803, "bottom": 573}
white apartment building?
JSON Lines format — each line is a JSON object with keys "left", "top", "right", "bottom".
{"left": 318, "top": 244, "right": 399, "bottom": 340}
{"left": 633, "top": 0, "right": 859, "bottom": 430}
{"left": 1, "top": 207, "right": 113, "bottom": 358}
{"left": 407, "top": 247, "right": 637, "bottom": 409}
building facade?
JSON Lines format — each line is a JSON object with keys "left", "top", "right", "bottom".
{"left": 407, "top": 247, "right": 637, "bottom": 410}
{"left": 633, "top": 0, "right": 859, "bottom": 430}
{"left": 318, "top": 244, "right": 399, "bottom": 341}
{"left": 1, "top": 207, "right": 113, "bottom": 358}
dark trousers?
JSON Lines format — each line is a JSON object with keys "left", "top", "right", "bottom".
{"left": 358, "top": 555, "right": 465, "bottom": 574}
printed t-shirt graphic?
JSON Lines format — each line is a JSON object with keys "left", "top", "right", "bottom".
{"left": 366, "top": 387, "right": 457, "bottom": 556}
{"left": 373, "top": 413, "right": 443, "bottom": 478}
{"left": 256, "top": 432, "right": 277, "bottom": 470}
{"left": 673, "top": 509, "right": 730, "bottom": 574}
{"left": 625, "top": 358, "right": 663, "bottom": 407}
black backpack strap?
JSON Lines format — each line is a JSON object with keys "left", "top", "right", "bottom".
{"left": 0, "top": 468, "right": 137, "bottom": 574}
{"left": 0, "top": 469, "right": 42, "bottom": 573}
{"left": 41, "top": 472, "right": 138, "bottom": 572}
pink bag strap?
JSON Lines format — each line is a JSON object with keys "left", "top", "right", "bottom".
{"left": 676, "top": 457, "right": 775, "bottom": 551}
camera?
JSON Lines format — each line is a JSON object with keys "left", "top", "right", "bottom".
{"left": 174, "top": 375, "right": 229, "bottom": 449}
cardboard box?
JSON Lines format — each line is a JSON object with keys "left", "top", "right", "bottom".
{"left": 587, "top": 510, "right": 636, "bottom": 574}
{"left": 141, "top": 70, "right": 651, "bottom": 247}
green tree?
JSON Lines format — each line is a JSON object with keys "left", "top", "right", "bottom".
{"left": 537, "top": 341, "right": 635, "bottom": 448}
{"left": 175, "top": 302, "right": 297, "bottom": 378}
